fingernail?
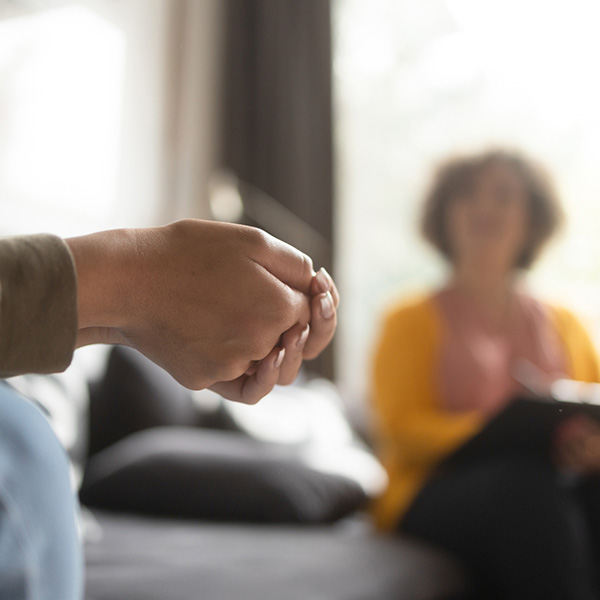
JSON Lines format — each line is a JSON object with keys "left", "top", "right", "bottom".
{"left": 315, "top": 268, "right": 332, "bottom": 293}
{"left": 274, "top": 347, "right": 286, "bottom": 368}
{"left": 296, "top": 324, "right": 310, "bottom": 348}
{"left": 320, "top": 292, "right": 334, "bottom": 319}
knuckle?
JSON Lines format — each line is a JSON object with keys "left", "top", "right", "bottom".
{"left": 301, "top": 252, "right": 314, "bottom": 277}
{"left": 276, "top": 287, "right": 307, "bottom": 325}
{"left": 240, "top": 224, "right": 269, "bottom": 251}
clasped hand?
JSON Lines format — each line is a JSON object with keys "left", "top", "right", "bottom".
{"left": 554, "top": 414, "right": 600, "bottom": 474}
{"left": 67, "top": 219, "right": 339, "bottom": 404}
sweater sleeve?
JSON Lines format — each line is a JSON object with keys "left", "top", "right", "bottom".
{"left": 0, "top": 234, "right": 77, "bottom": 377}
{"left": 371, "top": 299, "right": 482, "bottom": 467}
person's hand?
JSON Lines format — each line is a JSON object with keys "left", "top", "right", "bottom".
{"left": 210, "top": 266, "right": 339, "bottom": 400}
{"left": 275, "top": 265, "right": 339, "bottom": 383}
{"left": 67, "top": 219, "right": 320, "bottom": 398}
{"left": 553, "top": 414, "right": 600, "bottom": 474}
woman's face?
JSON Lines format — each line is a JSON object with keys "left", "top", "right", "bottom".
{"left": 446, "top": 161, "right": 529, "bottom": 273}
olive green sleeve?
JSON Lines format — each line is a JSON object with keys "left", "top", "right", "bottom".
{"left": 0, "top": 234, "right": 78, "bottom": 376}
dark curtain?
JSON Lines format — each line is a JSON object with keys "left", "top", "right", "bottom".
{"left": 220, "top": 0, "right": 335, "bottom": 379}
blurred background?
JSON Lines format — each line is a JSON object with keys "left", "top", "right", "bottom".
{"left": 2, "top": 0, "right": 600, "bottom": 418}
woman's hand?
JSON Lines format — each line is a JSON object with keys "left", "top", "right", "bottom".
{"left": 553, "top": 414, "right": 600, "bottom": 474}
{"left": 210, "top": 266, "right": 339, "bottom": 402}
{"left": 66, "top": 219, "right": 337, "bottom": 401}
{"left": 276, "top": 266, "right": 339, "bottom": 382}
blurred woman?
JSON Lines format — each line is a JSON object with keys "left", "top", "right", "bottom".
{"left": 371, "top": 149, "right": 600, "bottom": 600}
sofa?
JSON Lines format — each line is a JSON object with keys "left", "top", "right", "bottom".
{"left": 9, "top": 346, "right": 470, "bottom": 600}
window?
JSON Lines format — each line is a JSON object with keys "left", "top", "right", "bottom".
{"left": 0, "top": 4, "right": 126, "bottom": 236}
{"left": 0, "top": 0, "right": 174, "bottom": 238}
{"left": 334, "top": 0, "right": 600, "bottom": 406}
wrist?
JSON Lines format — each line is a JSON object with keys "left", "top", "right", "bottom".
{"left": 65, "top": 228, "right": 140, "bottom": 331}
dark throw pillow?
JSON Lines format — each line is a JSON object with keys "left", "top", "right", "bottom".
{"left": 88, "top": 346, "right": 199, "bottom": 455}
{"left": 80, "top": 427, "right": 368, "bottom": 524}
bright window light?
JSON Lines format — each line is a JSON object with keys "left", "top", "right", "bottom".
{"left": 0, "top": 5, "right": 126, "bottom": 236}
{"left": 334, "top": 0, "right": 600, "bottom": 406}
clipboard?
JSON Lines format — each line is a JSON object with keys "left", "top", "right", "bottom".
{"left": 441, "top": 380, "right": 600, "bottom": 468}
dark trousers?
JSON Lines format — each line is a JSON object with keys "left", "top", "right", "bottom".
{"left": 399, "top": 455, "right": 600, "bottom": 600}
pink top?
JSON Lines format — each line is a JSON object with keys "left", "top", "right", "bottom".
{"left": 435, "top": 287, "right": 567, "bottom": 416}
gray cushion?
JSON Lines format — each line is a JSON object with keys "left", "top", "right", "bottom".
{"left": 84, "top": 510, "right": 468, "bottom": 600}
{"left": 80, "top": 427, "right": 368, "bottom": 523}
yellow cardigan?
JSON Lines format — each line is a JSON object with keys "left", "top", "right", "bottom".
{"left": 370, "top": 295, "right": 600, "bottom": 531}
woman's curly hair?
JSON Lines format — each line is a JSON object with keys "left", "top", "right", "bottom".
{"left": 420, "top": 149, "right": 564, "bottom": 269}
